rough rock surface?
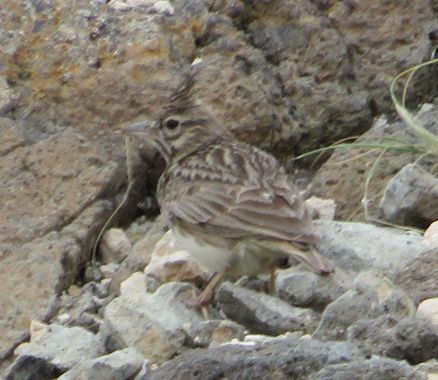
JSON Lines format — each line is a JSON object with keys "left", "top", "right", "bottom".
{"left": 6, "top": 323, "right": 105, "bottom": 377}
{"left": 100, "top": 228, "right": 133, "bottom": 264}
{"left": 217, "top": 281, "right": 319, "bottom": 335}
{"left": 309, "top": 357, "right": 426, "bottom": 380}
{"left": 348, "top": 316, "right": 438, "bottom": 365}
{"left": 275, "top": 268, "right": 347, "bottom": 311}
{"left": 390, "top": 248, "right": 438, "bottom": 304}
{"left": 380, "top": 163, "right": 438, "bottom": 227}
{"left": 101, "top": 276, "right": 203, "bottom": 361}
{"left": 314, "top": 220, "right": 427, "bottom": 274}
{"left": 58, "top": 347, "right": 145, "bottom": 380}
{"left": 0, "top": 122, "right": 144, "bottom": 361}
{"left": 141, "top": 336, "right": 363, "bottom": 380}
{"left": 313, "top": 271, "right": 415, "bottom": 341}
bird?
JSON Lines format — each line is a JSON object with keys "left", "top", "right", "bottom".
{"left": 124, "top": 75, "right": 333, "bottom": 306}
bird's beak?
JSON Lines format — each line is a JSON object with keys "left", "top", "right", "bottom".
{"left": 121, "top": 119, "right": 159, "bottom": 140}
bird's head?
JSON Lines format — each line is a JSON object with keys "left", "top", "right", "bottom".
{"left": 124, "top": 76, "right": 229, "bottom": 164}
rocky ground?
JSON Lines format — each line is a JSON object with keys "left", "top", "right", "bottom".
{"left": 1, "top": 0, "right": 438, "bottom": 379}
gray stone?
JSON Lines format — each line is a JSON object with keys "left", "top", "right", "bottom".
{"left": 4, "top": 355, "right": 64, "bottom": 380}
{"left": 380, "top": 163, "right": 438, "bottom": 227}
{"left": 309, "top": 356, "right": 426, "bottom": 380}
{"left": 379, "top": 318, "right": 438, "bottom": 365}
{"left": 58, "top": 347, "right": 144, "bottom": 380}
{"left": 101, "top": 279, "right": 203, "bottom": 361}
{"left": 349, "top": 316, "right": 438, "bottom": 365}
{"left": 0, "top": 233, "right": 80, "bottom": 361}
{"left": 390, "top": 248, "right": 438, "bottom": 304}
{"left": 141, "top": 336, "right": 363, "bottom": 380}
{"left": 184, "top": 319, "right": 246, "bottom": 347}
{"left": 54, "top": 280, "right": 111, "bottom": 332}
{"left": 314, "top": 220, "right": 426, "bottom": 274}
{"left": 99, "top": 228, "right": 132, "bottom": 264}
{"left": 11, "top": 324, "right": 105, "bottom": 373}
{"left": 314, "top": 271, "right": 415, "bottom": 341}
{"left": 275, "top": 268, "right": 348, "bottom": 311}
{"left": 347, "top": 315, "right": 401, "bottom": 358}
{"left": 217, "top": 282, "right": 319, "bottom": 335}
{"left": 109, "top": 223, "right": 165, "bottom": 293}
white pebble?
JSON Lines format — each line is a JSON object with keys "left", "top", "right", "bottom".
{"left": 417, "top": 298, "right": 438, "bottom": 326}
{"left": 152, "top": 0, "right": 174, "bottom": 15}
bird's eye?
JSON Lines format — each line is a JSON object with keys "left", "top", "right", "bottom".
{"left": 165, "top": 119, "right": 180, "bottom": 130}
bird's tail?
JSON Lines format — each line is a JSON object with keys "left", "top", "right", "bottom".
{"left": 270, "top": 241, "right": 334, "bottom": 275}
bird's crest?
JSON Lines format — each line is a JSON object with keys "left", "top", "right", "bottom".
{"left": 165, "top": 73, "right": 198, "bottom": 114}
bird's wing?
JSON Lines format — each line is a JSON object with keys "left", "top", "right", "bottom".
{"left": 159, "top": 143, "right": 317, "bottom": 244}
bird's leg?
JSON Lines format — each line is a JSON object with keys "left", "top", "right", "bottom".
{"left": 197, "top": 270, "right": 226, "bottom": 306}
{"left": 268, "top": 265, "right": 277, "bottom": 294}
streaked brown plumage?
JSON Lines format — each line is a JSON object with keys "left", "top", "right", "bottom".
{"left": 124, "top": 76, "right": 332, "bottom": 304}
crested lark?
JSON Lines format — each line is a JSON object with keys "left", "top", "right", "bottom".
{"left": 124, "top": 77, "right": 333, "bottom": 305}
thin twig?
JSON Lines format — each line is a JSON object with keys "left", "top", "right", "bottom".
{"left": 92, "top": 136, "right": 134, "bottom": 279}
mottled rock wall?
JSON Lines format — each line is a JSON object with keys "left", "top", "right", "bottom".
{"left": 1, "top": 0, "right": 437, "bottom": 370}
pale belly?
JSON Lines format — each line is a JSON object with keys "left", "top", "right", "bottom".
{"left": 171, "top": 227, "right": 279, "bottom": 275}
{"left": 171, "top": 227, "right": 233, "bottom": 273}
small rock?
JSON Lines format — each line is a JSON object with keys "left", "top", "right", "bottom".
{"left": 305, "top": 196, "right": 336, "bottom": 220}
{"left": 126, "top": 0, "right": 154, "bottom": 7}
{"left": 184, "top": 319, "right": 246, "bottom": 347}
{"left": 29, "top": 320, "right": 48, "bottom": 341}
{"left": 144, "top": 231, "right": 208, "bottom": 285}
{"left": 100, "top": 262, "right": 120, "bottom": 278}
{"left": 152, "top": 0, "right": 174, "bottom": 15}
{"left": 314, "top": 271, "right": 415, "bottom": 341}
{"left": 58, "top": 347, "right": 145, "bottom": 380}
{"left": 391, "top": 248, "right": 438, "bottom": 304}
{"left": 10, "top": 323, "right": 105, "bottom": 374}
{"left": 120, "top": 271, "right": 147, "bottom": 295}
{"left": 101, "top": 280, "right": 203, "bottom": 362}
{"left": 310, "top": 356, "right": 425, "bottom": 380}
{"left": 100, "top": 228, "right": 132, "bottom": 264}
{"left": 276, "top": 268, "right": 348, "bottom": 310}
{"left": 314, "top": 220, "right": 426, "bottom": 274}
{"left": 380, "top": 163, "right": 438, "bottom": 227}
{"left": 380, "top": 318, "right": 438, "bottom": 364}
{"left": 423, "top": 221, "right": 438, "bottom": 249}
{"left": 56, "top": 282, "right": 109, "bottom": 331}
{"left": 242, "top": 331, "right": 303, "bottom": 344}
{"left": 217, "top": 282, "right": 320, "bottom": 335}
{"left": 108, "top": 0, "right": 131, "bottom": 10}
{"left": 108, "top": 230, "right": 161, "bottom": 293}
{"left": 417, "top": 298, "right": 438, "bottom": 326}
{"left": 415, "top": 359, "right": 438, "bottom": 379}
